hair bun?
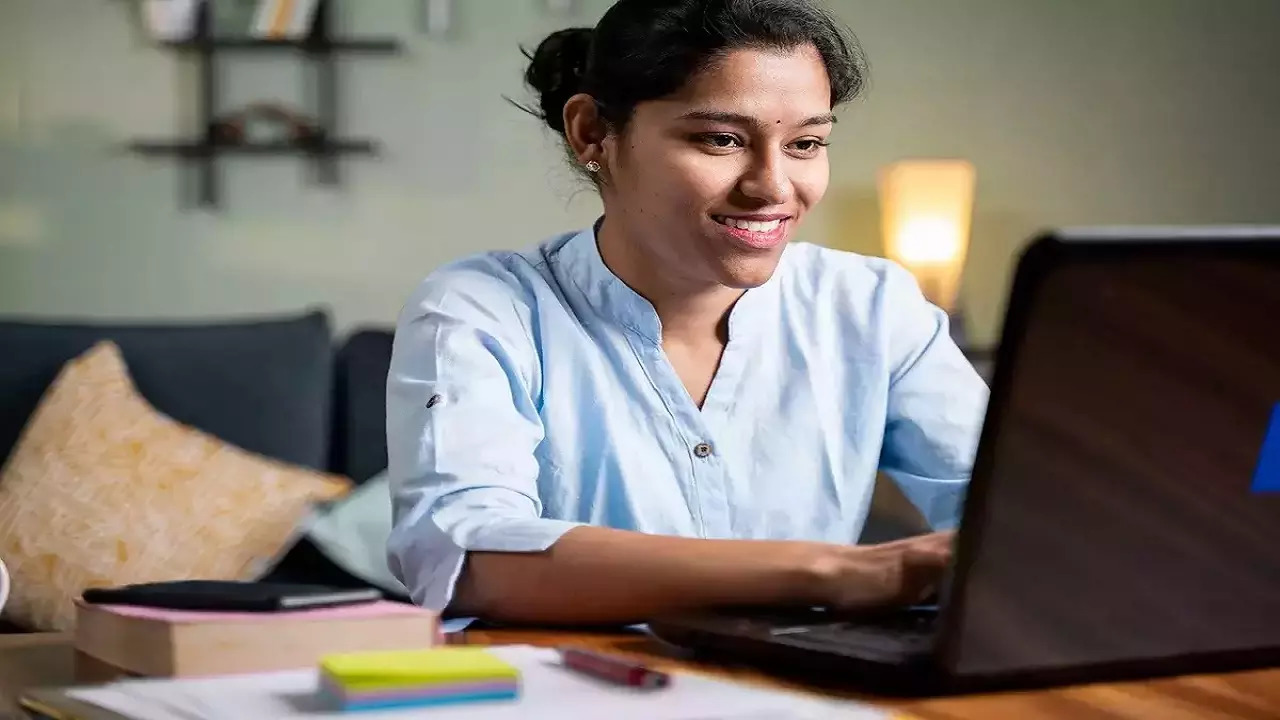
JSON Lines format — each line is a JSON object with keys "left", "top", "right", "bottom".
{"left": 522, "top": 27, "right": 594, "bottom": 133}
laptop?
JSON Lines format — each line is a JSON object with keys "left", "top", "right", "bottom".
{"left": 648, "top": 226, "right": 1280, "bottom": 696}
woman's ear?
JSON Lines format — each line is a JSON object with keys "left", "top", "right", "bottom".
{"left": 563, "top": 93, "right": 608, "bottom": 170}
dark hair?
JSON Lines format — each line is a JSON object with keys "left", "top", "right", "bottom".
{"left": 517, "top": 0, "right": 867, "bottom": 138}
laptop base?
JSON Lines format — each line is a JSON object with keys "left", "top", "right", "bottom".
{"left": 648, "top": 610, "right": 947, "bottom": 697}
{"left": 652, "top": 611, "right": 1280, "bottom": 698}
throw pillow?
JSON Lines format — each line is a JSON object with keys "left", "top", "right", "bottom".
{"left": 0, "top": 341, "right": 350, "bottom": 630}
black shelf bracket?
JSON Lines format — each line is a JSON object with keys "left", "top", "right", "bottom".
{"left": 128, "top": 0, "right": 401, "bottom": 208}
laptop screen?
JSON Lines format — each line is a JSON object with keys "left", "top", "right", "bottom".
{"left": 944, "top": 233, "right": 1280, "bottom": 678}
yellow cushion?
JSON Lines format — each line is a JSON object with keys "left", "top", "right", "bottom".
{"left": 0, "top": 341, "right": 350, "bottom": 630}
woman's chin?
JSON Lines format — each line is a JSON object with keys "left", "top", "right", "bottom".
{"left": 714, "top": 251, "right": 786, "bottom": 289}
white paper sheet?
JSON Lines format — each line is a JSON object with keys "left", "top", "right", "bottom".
{"left": 67, "top": 645, "right": 891, "bottom": 720}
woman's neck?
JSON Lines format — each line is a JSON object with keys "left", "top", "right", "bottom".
{"left": 596, "top": 218, "right": 741, "bottom": 345}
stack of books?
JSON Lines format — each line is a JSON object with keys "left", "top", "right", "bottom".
{"left": 319, "top": 647, "right": 521, "bottom": 711}
{"left": 74, "top": 599, "right": 439, "bottom": 679}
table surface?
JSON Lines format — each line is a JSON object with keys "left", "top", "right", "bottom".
{"left": 0, "top": 633, "right": 74, "bottom": 719}
{"left": 454, "top": 627, "right": 1280, "bottom": 720}
{"left": 3, "top": 628, "right": 1279, "bottom": 719}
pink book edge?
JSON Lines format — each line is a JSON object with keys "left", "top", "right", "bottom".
{"left": 80, "top": 599, "right": 435, "bottom": 624}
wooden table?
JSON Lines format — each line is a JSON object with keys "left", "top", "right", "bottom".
{"left": 0, "top": 633, "right": 73, "bottom": 720}
{"left": 5, "top": 628, "right": 1278, "bottom": 719}
{"left": 453, "top": 627, "right": 1280, "bottom": 720}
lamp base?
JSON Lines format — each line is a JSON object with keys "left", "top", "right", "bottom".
{"left": 948, "top": 308, "right": 996, "bottom": 381}
{"left": 948, "top": 309, "right": 969, "bottom": 347}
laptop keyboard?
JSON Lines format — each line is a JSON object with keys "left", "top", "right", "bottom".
{"left": 764, "top": 608, "right": 939, "bottom": 659}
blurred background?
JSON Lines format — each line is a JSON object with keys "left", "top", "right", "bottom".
{"left": 3, "top": 0, "right": 1278, "bottom": 351}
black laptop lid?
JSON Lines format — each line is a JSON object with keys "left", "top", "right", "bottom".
{"left": 942, "top": 227, "right": 1280, "bottom": 680}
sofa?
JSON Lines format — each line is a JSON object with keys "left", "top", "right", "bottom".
{"left": 0, "top": 308, "right": 398, "bottom": 631}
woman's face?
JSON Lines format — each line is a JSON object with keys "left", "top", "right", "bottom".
{"left": 600, "top": 44, "right": 834, "bottom": 292}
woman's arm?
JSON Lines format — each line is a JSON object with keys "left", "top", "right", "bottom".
{"left": 877, "top": 262, "right": 990, "bottom": 531}
{"left": 453, "top": 525, "right": 954, "bottom": 625}
{"left": 452, "top": 526, "right": 817, "bottom": 624}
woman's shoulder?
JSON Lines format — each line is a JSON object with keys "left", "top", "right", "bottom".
{"left": 397, "top": 233, "right": 575, "bottom": 326}
{"left": 777, "top": 243, "right": 951, "bottom": 370}
{"left": 778, "top": 241, "right": 922, "bottom": 306}
{"left": 408, "top": 249, "right": 549, "bottom": 305}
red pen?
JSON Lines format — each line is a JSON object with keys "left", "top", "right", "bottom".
{"left": 557, "top": 647, "right": 672, "bottom": 689}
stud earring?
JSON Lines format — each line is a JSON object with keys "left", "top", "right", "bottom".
{"left": 584, "top": 160, "right": 601, "bottom": 173}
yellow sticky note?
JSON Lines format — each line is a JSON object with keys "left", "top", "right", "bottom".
{"left": 320, "top": 647, "right": 520, "bottom": 690}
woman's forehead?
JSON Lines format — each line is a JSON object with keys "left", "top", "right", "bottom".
{"left": 656, "top": 45, "right": 834, "bottom": 122}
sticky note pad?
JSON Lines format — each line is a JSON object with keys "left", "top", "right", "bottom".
{"left": 322, "top": 647, "right": 520, "bottom": 687}
{"left": 319, "top": 647, "right": 520, "bottom": 711}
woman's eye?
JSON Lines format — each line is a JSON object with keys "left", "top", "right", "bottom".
{"left": 790, "top": 139, "right": 830, "bottom": 155}
{"left": 698, "top": 133, "right": 743, "bottom": 150}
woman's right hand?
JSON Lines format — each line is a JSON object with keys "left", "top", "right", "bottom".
{"left": 805, "top": 531, "right": 955, "bottom": 612}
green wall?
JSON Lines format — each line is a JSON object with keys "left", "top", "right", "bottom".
{"left": 3, "top": 0, "right": 1278, "bottom": 345}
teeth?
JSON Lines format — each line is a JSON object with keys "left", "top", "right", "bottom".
{"left": 715, "top": 216, "right": 782, "bottom": 233}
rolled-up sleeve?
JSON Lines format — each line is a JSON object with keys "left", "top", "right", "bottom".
{"left": 385, "top": 261, "right": 582, "bottom": 612}
{"left": 877, "top": 263, "right": 990, "bottom": 531}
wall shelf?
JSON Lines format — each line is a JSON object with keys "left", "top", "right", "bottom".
{"left": 130, "top": 138, "right": 378, "bottom": 156}
{"left": 161, "top": 37, "right": 400, "bottom": 52}
{"left": 129, "top": 0, "right": 401, "bottom": 208}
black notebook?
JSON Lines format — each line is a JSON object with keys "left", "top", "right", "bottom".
{"left": 81, "top": 580, "right": 383, "bottom": 612}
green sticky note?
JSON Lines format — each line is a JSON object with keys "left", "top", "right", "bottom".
{"left": 320, "top": 647, "right": 520, "bottom": 691}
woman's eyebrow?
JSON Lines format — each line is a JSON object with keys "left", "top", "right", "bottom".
{"left": 676, "top": 110, "right": 837, "bottom": 128}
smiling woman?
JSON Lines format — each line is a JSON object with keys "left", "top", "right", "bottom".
{"left": 522, "top": 0, "right": 862, "bottom": 295}
{"left": 386, "top": 0, "right": 990, "bottom": 626}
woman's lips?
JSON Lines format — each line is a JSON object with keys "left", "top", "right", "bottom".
{"left": 712, "top": 214, "right": 791, "bottom": 250}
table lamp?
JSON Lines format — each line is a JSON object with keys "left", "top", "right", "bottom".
{"left": 876, "top": 158, "right": 976, "bottom": 343}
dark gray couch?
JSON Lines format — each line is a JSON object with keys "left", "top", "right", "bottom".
{"left": 0, "top": 309, "right": 399, "bottom": 628}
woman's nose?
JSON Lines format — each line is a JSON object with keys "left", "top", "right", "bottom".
{"left": 737, "top": 152, "right": 793, "bottom": 206}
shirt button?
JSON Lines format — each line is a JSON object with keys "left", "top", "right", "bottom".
{"left": 693, "top": 442, "right": 713, "bottom": 458}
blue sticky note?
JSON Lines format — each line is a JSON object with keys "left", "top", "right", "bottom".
{"left": 1249, "top": 403, "right": 1280, "bottom": 494}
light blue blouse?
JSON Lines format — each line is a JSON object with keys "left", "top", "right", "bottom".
{"left": 386, "top": 223, "right": 989, "bottom": 611}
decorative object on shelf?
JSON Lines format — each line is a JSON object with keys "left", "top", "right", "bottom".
{"left": 142, "top": 0, "right": 203, "bottom": 41}
{"left": 540, "top": 0, "right": 581, "bottom": 15}
{"left": 211, "top": 0, "right": 259, "bottom": 37}
{"left": 211, "top": 103, "right": 322, "bottom": 146}
{"left": 126, "top": 0, "right": 402, "bottom": 209}
{"left": 877, "top": 158, "right": 976, "bottom": 342}
{"left": 418, "top": 0, "right": 455, "bottom": 37}
{"left": 251, "top": 0, "right": 321, "bottom": 40}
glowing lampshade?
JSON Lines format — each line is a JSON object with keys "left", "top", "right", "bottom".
{"left": 877, "top": 159, "right": 976, "bottom": 314}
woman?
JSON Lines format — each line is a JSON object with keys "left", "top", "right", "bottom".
{"left": 386, "top": 0, "right": 988, "bottom": 625}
